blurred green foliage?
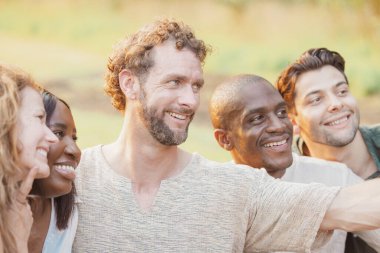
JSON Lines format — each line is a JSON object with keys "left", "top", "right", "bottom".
{"left": 0, "top": 0, "right": 379, "bottom": 161}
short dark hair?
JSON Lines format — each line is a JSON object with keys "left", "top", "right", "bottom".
{"left": 276, "top": 47, "right": 348, "bottom": 112}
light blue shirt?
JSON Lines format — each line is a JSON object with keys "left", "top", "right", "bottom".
{"left": 42, "top": 198, "right": 78, "bottom": 253}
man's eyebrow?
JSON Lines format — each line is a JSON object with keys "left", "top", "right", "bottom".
{"left": 335, "top": 81, "right": 348, "bottom": 88}
{"left": 163, "top": 73, "right": 189, "bottom": 82}
{"left": 241, "top": 107, "right": 264, "bottom": 119}
{"left": 241, "top": 101, "right": 287, "bottom": 120}
{"left": 304, "top": 81, "right": 348, "bottom": 98}
{"left": 304, "top": 89, "right": 321, "bottom": 98}
{"left": 277, "top": 101, "right": 287, "bottom": 108}
{"left": 164, "top": 74, "right": 204, "bottom": 85}
{"left": 165, "top": 73, "right": 185, "bottom": 79}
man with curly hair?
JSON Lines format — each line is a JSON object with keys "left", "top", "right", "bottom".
{"left": 73, "top": 20, "right": 380, "bottom": 252}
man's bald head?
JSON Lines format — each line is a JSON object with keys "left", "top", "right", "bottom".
{"left": 209, "top": 74, "right": 276, "bottom": 131}
{"left": 209, "top": 74, "right": 293, "bottom": 178}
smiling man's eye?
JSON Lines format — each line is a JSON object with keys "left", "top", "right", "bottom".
{"left": 192, "top": 82, "right": 203, "bottom": 93}
{"left": 277, "top": 108, "right": 288, "bottom": 117}
{"left": 169, "top": 80, "right": 180, "bottom": 86}
{"left": 337, "top": 88, "right": 348, "bottom": 96}
{"left": 309, "top": 96, "right": 322, "bottom": 105}
{"left": 248, "top": 115, "right": 264, "bottom": 124}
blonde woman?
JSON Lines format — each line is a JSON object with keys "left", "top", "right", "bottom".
{"left": 0, "top": 63, "right": 57, "bottom": 253}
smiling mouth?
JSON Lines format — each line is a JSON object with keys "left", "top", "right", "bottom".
{"left": 53, "top": 165, "right": 75, "bottom": 172}
{"left": 263, "top": 139, "right": 287, "bottom": 148}
{"left": 53, "top": 164, "right": 76, "bottom": 180}
{"left": 168, "top": 112, "right": 187, "bottom": 120}
{"left": 37, "top": 148, "right": 48, "bottom": 158}
{"left": 325, "top": 115, "right": 349, "bottom": 126}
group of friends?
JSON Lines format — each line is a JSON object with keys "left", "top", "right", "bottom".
{"left": 0, "top": 18, "right": 379, "bottom": 253}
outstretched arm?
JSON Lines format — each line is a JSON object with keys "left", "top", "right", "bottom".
{"left": 321, "top": 178, "right": 380, "bottom": 231}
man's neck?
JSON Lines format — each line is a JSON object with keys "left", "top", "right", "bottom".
{"left": 103, "top": 130, "right": 189, "bottom": 182}
{"left": 102, "top": 116, "right": 192, "bottom": 210}
{"left": 304, "top": 131, "right": 377, "bottom": 179}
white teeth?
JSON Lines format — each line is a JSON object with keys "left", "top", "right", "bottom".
{"left": 37, "top": 149, "right": 47, "bottom": 157}
{"left": 53, "top": 165, "right": 75, "bottom": 173}
{"left": 264, "top": 139, "right": 287, "bottom": 148}
{"left": 327, "top": 116, "right": 348, "bottom": 126}
{"left": 168, "top": 112, "right": 186, "bottom": 120}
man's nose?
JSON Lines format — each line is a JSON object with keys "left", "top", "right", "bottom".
{"left": 177, "top": 84, "right": 199, "bottom": 109}
{"left": 266, "top": 114, "right": 287, "bottom": 133}
{"left": 327, "top": 94, "right": 343, "bottom": 113}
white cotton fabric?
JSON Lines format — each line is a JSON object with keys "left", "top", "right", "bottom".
{"left": 280, "top": 153, "right": 380, "bottom": 253}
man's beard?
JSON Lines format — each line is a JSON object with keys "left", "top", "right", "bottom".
{"left": 321, "top": 125, "right": 358, "bottom": 147}
{"left": 305, "top": 113, "right": 360, "bottom": 147}
{"left": 138, "top": 92, "right": 194, "bottom": 146}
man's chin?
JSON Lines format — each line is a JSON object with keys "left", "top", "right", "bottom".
{"left": 266, "top": 166, "right": 288, "bottom": 179}
{"left": 157, "top": 131, "right": 188, "bottom": 146}
{"left": 265, "top": 156, "right": 293, "bottom": 172}
{"left": 325, "top": 130, "right": 357, "bottom": 147}
{"left": 172, "top": 133, "right": 188, "bottom": 145}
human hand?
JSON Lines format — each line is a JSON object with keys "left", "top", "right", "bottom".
{"left": 7, "top": 167, "right": 38, "bottom": 253}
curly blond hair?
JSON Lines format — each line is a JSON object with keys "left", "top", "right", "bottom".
{"left": 105, "top": 18, "right": 211, "bottom": 112}
{"left": 0, "top": 63, "right": 41, "bottom": 253}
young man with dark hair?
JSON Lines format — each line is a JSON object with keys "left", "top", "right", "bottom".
{"left": 277, "top": 47, "right": 380, "bottom": 252}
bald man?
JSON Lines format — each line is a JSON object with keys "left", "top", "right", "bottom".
{"left": 209, "top": 74, "right": 380, "bottom": 253}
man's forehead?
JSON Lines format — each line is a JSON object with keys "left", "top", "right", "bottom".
{"left": 235, "top": 83, "right": 283, "bottom": 115}
{"left": 296, "top": 66, "right": 346, "bottom": 89}
{"left": 239, "top": 81, "right": 279, "bottom": 101}
{"left": 150, "top": 42, "right": 203, "bottom": 78}
{"left": 152, "top": 40, "right": 198, "bottom": 59}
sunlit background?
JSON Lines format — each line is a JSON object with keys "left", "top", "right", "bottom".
{"left": 1, "top": 0, "right": 379, "bottom": 161}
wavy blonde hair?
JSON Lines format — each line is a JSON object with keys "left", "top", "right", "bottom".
{"left": 0, "top": 63, "right": 41, "bottom": 253}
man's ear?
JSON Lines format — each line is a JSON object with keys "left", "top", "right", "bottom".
{"left": 214, "top": 129, "right": 234, "bottom": 151}
{"left": 119, "top": 69, "right": 139, "bottom": 100}
{"left": 288, "top": 112, "right": 300, "bottom": 135}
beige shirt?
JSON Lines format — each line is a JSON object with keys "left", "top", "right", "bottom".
{"left": 73, "top": 145, "right": 339, "bottom": 252}
{"left": 281, "top": 153, "right": 380, "bottom": 253}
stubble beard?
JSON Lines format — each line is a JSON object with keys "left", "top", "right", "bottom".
{"left": 138, "top": 91, "right": 192, "bottom": 146}
{"left": 309, "top": 113, "right": 360, "bottom": 147}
